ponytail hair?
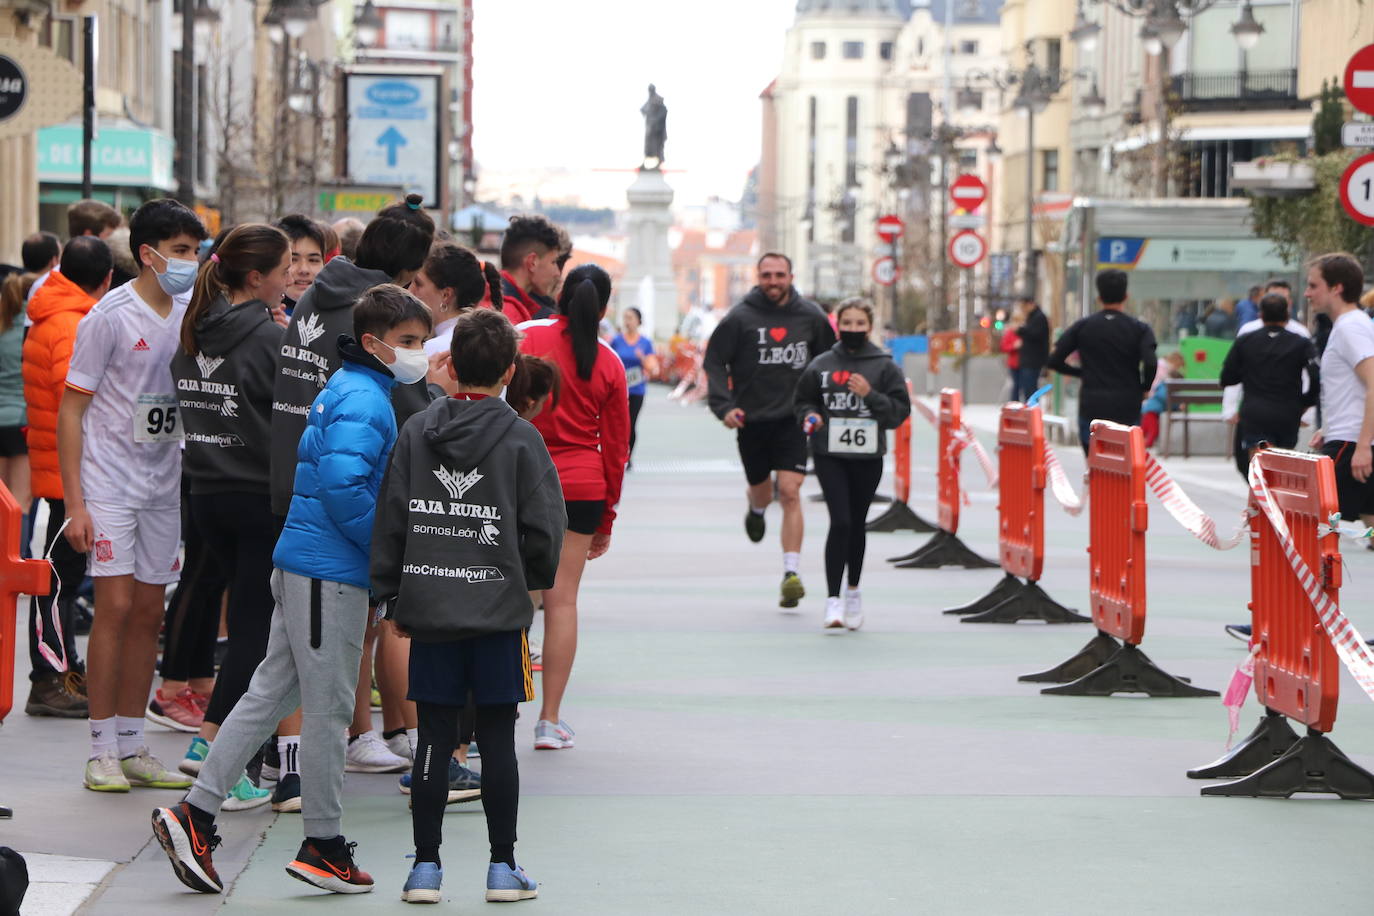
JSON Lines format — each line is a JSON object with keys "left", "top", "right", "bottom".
{"left": 482, "top": 261, "right": 504, "bottom": 312}
{"left": 182, "top": 223, "right": 290, "bottom": 355}
{"left": 507, "top": 354, "right": 561, "bottom": 418}
{"left": 356, "top": 193, "right": 436, "bottom": 279}
{"left": 0, "top": 272, "right": 35, "bottom": 335}
{"left": 556, "top": 263, "right": 611, "bottom": 380}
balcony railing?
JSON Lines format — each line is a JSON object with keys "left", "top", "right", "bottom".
{"left": 1169, "top": 69, "right": 1301, "bottom": 111}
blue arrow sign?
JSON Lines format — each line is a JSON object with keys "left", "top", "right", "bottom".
{"left": 377, "top": 126, "right": 407, "bottom": 167}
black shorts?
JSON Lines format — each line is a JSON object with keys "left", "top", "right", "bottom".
{"left": 565, "top": 499, "right": 605, "bottom": 535}
{"left": 737, "top": 417, "right": 807, "bottom": 486}
{"left": 407, "top": 628, "right": 534, "bottom": 706}
{"left": 0, "top": 426, "right": 27, "bottom": 458}
{"left": 1321, "top": 440, "right": 1374, "bottom": 520}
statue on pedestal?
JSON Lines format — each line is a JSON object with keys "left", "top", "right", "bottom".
{"left": 641, "top": 84, "right": 667, "bottom": 169}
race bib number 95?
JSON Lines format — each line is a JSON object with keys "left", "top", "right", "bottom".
{"left": 135, "top": 393, "right": 183, "bottom": 444}
{"left": 828, "top": 417, "right": 878, "bottom": 455}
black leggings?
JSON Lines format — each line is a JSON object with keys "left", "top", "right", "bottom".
{"left": 159, "top": 484, "right": 222, "bottom": 682}
{"left": 28, "top": 498, "right": 86, "bottom": 680}
{"left": 196, "top": 491, "right": 277, "bottom": 725}
{"left": 812, "top": 455, "right": 883, "bottom": 597}
{"left": 413, "top": 701, "right": 518, "bottom": 865}
{"left": 628, "top": 393, "right": 645, "bottom": 458}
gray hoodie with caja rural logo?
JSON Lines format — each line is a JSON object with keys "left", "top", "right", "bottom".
{"left": 371, "top": 396, "right": 566, "bottom": 641}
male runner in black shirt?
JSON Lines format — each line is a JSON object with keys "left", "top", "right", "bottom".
{"left": 1047, "top": 269, "right": 1157, "bottom": 454}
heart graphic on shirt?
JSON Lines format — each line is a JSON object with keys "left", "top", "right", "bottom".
{"left": 769, "top": 327, "right": 787, "bottom": 343}
{"left": 832, "top": 371, "right": 851, "bottom": 386}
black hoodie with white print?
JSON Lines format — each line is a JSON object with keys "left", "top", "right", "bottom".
{"left": 371, "top": 396, "right": 566, "bottom": 641}
{"left": 793, "top": 339, "right": 911, "bottom": 460}
{"left": 170, "top": 293, "right": 282, "bottom": 493}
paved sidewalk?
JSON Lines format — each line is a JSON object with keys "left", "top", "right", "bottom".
{"left": 5, "top": 386, "right": 1374, "bottom": 913}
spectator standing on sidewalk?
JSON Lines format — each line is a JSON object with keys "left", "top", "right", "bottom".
{"left": 1011, "top": 293, "right": 1049, "bottom": 403}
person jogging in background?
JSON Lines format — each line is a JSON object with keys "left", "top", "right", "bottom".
{"left": 1047, "top": 268, "right": 1157, "bottom": 454}
{"left": 610, "top": 306, "right": 659, "bottom": 466}
{"left": 59, "top": 198, "right": 208, "bottom": 792}
{"left": 794, "top": 298, "right": 909, "bottom": 631}
{"left": 372, "top": 307, "right": 564, "bottom": 905}
{"left": 22, "top": 236, "right": 111, "bottom": 719}
{"left": 703, "top": 252, "right": 836, "bottom": 608}
{"left": 274, "top": 215, "right": 328, "bottom": 315}
{"left": 1219, "top": 293, "right": 1319, "bottom": 465}
{"left": 497, "top": 215, "right": 565, "bottom": 326}
{"left": 152, "top": 285, "right": 432, "bottom": 897}
{"left": 168, "top": 224, "right": 296, "bottom": 812}
{"left": 518, "top": 264, "right": 630, "bottom": 752}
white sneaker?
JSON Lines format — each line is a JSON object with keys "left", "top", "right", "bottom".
{"left": 823, "top": 597, "right": 845, "bottom": 630}
{"left": 345, "top": 730, "right": 410, "bottom": 773}
{"left": 385, "top": 731, "right": 414, "bottom": 762}
{"left": 844, "top": 589, "right": 863, "bottom": 631}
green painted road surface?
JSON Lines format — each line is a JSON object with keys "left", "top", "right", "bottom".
{"left": 8, "top": 387, "right": 1374, "bottom": 913}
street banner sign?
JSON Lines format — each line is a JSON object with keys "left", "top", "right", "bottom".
{"left": 1343, "top": 122, "right": 1374, "bottom": 148}
{"left": 1339, "top": 153, "right": 1374, "bottom": 226}
{"left": 345, "top": 69, "right": 442, "bottom": 207}
{"left": 949, "top": 213, "right": 986, "bottom": 231}
{"left": 949, "top": 231, "right": 987, "bottom": 269}
{"left": 950, "top": 174, "right": 987, "bottom": 212}
{"left": 872, "top": 256, "right": 900, "bottom": 287}
{"left": 1345, "top": 45, "right": 1374, "bottom": 117}
{"left": 876, "top": 214, "right": 905, "bottom": 243}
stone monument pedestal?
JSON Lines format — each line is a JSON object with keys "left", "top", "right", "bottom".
{"left": 623, "top": 167, "right": 679, "bottom": 340}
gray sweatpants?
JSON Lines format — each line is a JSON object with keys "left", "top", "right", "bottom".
{"left": 188, "top": 568, "right": 367, "bottom": 839}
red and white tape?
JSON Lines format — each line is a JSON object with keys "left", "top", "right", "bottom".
{"left": 1041, "top": 441, "right": 1085, "bottom": 516}
{"left": 912, "top": 398, "right": 998, "bottom": 489}
{"left": 1143, "top": 455, "right": 1247, "bottom": 550}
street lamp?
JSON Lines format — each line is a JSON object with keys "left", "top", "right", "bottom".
{"left": 193, "top": 0, "right": 219, "bottom": 48}
{"left": 1080, "top": 80, "right": 1107, "bottom": 118}
{"left": 354, "top": 0, "right": 383, "bottom": 48}
{"left": 263, "top": 6, "right": 284, "bottom": 44}
{"left": 281, "top": 0, "right": 313, "bottom": 39}
{"left": 1230, "top": 1, "right": 1265, "bottom": 50}
{"left": 1069, "top": 1, "right": 1102, "bottom": 54}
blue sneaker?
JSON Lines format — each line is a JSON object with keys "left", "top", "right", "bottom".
{"left": 401, "top": 861, "right": 443, "bottom": 904}
{"left": 399, "top": 757, "right": 482, "bottom": 804}
{"left": 485, "top": 862, "right": 537, "bottom": 902}
{"left": 178, "top": 736, "right": 210, "bottom": 777}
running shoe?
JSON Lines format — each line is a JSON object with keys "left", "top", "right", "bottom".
{"left": 84, "top": 751, "right": 130, "bottom": 792}
{"left": 25, "top": 671, "right": 87, "bottom": 718}
{"left": 65, "top": 669, "right": 89, "bottom": 700}
{"left": 386, "top": 731, "right": 414, "bottom": 762}
{"left": 398, "top": 758, "right": 482, "bottom": 804}
{"left": 179, "top": 736, "right": 210, "bottom": 776}
{"left": 260, "top": 740, "right": 281, "bottom": 782}
{"left": 1225, "top": 624, "right": 1252, "bottom": 642}
{"left": 152, "top": 802, "right": 223, "bottom": 893}
{"left": 285, "top": 837, "right": 374, "bottom": 894}
{"left": 402, "top": 861, "right": 443, "bottom": 904}
{"left": 272, "top": 773, "right": 302, "bottom": 812}
{"left": 222, "top": 772, "right": 272, "bottom": 811}
{"left": 779, "top": 572, "right": 805, "bottom": 609}
{"left": 844, "top": 588, "right": 864, "bottom": 631}
{"left": 485, "top": 862, "right": 538, "bottom": 902}
{"left": 744, "top": 507, "right": 766, "bottom": 543}
{"left": 345, "top": 731, "right": 410, "bottom": 773}
{"left": 190, "top": 691, "right": 211, "bottom": 714}
{"left": 147, "top": 687, "right": 205, "bottom": 733}
{"left": 534, "top": 719, "right": 575, "bottom": 750}
{"left": 122, "top": 748, "right": 194, "bottom": 789}
{"left": 823, "top": 597, "right": 845, "bottom": 630}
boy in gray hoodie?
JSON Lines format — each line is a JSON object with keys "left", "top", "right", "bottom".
{"left": 371, "top": 308, "right": 565, "bottom": 905}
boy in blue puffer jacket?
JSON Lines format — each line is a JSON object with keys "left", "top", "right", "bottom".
{"left": 152, "top": 285, "right": 433, "bottom": 897}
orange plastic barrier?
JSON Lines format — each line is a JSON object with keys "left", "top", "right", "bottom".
{"left": 865, "top": 380, "right": 935, "bottom": 534}
{"left": 0, "top": 481, "right": 53, "bottom": 724}
{"left": 1191, "top": 449, "right": 1374, "bottom": 798}
{"left": 1032, "top": 421, "right": 1216, "bottom": 696}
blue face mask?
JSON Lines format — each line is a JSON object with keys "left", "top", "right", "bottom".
{"left": 148, "top": 247, "right": 199, "bottom": 296}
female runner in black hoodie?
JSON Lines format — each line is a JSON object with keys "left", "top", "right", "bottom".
{"left": 794, "top": 298, "right": 910, "bottom": 632}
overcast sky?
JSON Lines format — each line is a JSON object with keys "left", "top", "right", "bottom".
{"left": 470, "top": 0, "right": 794, "bottom": 210}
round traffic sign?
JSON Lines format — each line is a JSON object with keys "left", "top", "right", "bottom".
{"left": 1344, "top": 44, "right": 1374, "bottom": 117}
{"left": 1340, "top": 153, "right": 1374, "bottom": 226}
{"left": 948, "top": 231, "right": 987, "bottom": 269}
{"left": 875, "top": 214, "right": 904, "bottom": 244}
{"left": 872, "top": 256, "right": 899, "bottom": 287}
{"left": 949, "top": 174, "right": 987, "bottom": 212}
{"left": 0, "top": 56, "right": 26, "bottom": 122}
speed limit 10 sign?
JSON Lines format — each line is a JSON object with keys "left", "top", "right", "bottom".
{"left": 1340, "top": 153, "right": 1374, "bottom": 226}
{"left": 948, "top": 231, "right": 986, "bottom": 269}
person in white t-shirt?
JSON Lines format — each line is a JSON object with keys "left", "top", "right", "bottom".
{"left": 1307, "top": 253, "right": 1374, "bottom": 525}
{"left": 57, "top": 199, "right": 209, "bottom": 793}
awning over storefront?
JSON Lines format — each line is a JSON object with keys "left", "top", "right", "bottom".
{"left": 37, "top": 122, "right": 175, "bottom": 192}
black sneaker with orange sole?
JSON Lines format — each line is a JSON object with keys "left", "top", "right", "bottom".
{"left": 151, "top": 803, "right": 223, "bottom": 894}
{"left": 284, "top": 838, "right": 375, "bottom": 894}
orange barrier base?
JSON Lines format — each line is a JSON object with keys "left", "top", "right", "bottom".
{"left": 1200, "top": 728, "right": 1374, "bottom": 799}
{"left": 959, "top": 578, "right": 1089, "bottom": 625}
{"left": 888, "top": 530, "right": 997, "bottom": 570}
{"left": 865, "top": 500, "right": 937, "bottom": 534}
{"left": 1040, "top": 643, "right": 1218, "bottom": 698}
{"left": 1019, "top": 633, "right": 1121, "bottom": 683}
{"left": 1186, "top": 709, "right": 1299, "bottom": 779}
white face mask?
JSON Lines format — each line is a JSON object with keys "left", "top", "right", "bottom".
{"left": 148, "top": 248, "right": 199, "bottom": 296}
{"left": 374, "top": 338, "right": 429, "bottom": 384}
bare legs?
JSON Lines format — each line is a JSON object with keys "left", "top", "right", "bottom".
{"left": 538, "top": 531, "right": 592, "bottom": 726}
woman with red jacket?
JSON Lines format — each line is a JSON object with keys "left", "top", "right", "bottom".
{"left": 518, "top": 264, "right": 629, "bottom": 751}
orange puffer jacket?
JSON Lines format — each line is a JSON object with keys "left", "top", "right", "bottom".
{"left": 24, "top": 272, "right": 96, "bottom": 500}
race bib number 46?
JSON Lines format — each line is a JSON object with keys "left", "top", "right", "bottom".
{"left": 828, "top": 417, "right": 878, "bottom": 455}
{"left": 135, "top": 393, "right": 183, "bottom": 444}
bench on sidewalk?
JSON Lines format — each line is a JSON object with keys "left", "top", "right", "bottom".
{"left": 1043, "top": 413, "right": 1076, "bottom": 446}
{"left": 1161, "top": 379, "right": 1230, "bottom": 459}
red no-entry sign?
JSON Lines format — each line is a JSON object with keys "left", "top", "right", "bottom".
{"left": 1345, "top": 44, "right": 1374, "bottom": 116}
{"left": 875, "top": 214, "right": 904, "bottom": 243}
{"left": 949, "top": 174, "right": 987, "bottom": 212}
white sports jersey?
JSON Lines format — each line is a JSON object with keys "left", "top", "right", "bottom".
{"left": 66, "top": 283, "right": 188, "bottom": 509}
